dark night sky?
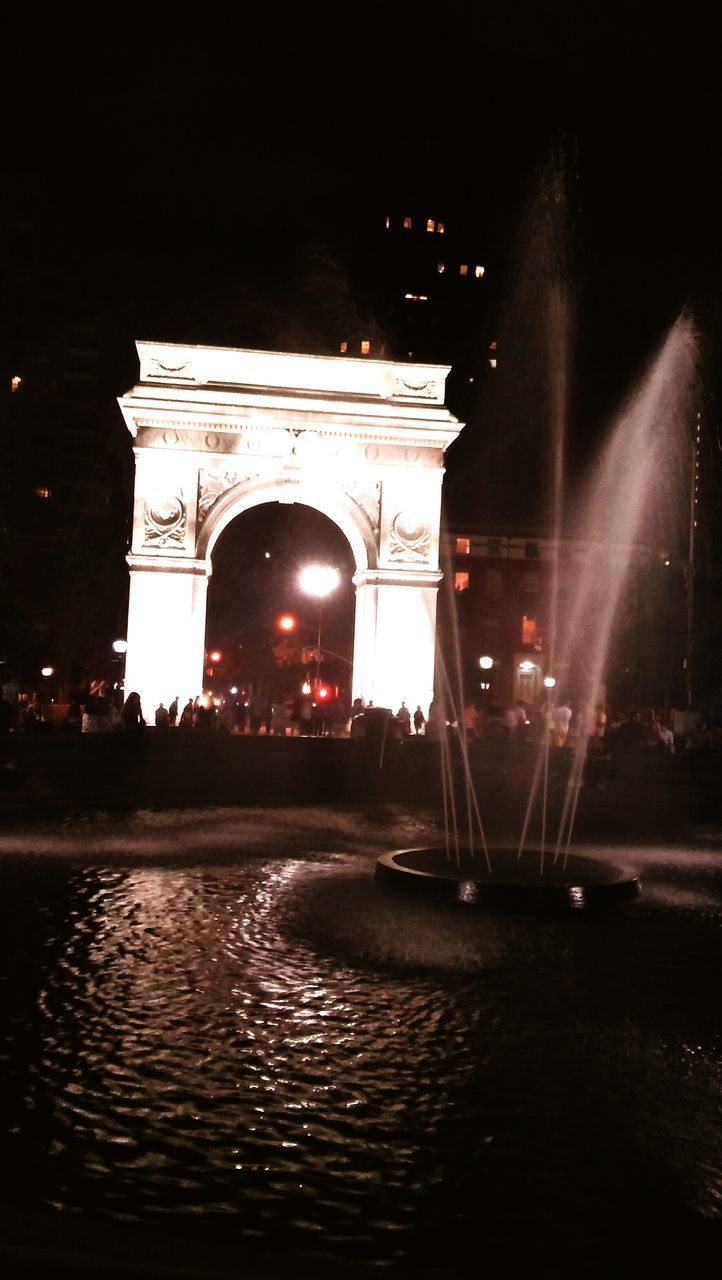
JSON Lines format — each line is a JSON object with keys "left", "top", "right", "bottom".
{"left": 8, "top": 7, "right": 722, "bottom": 503}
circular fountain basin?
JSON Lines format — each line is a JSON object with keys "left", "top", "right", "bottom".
{"left": 376, "top": 846, "right": 640, "bottom": 909}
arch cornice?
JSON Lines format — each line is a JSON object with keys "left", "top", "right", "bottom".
{"left": 197, "top": 475, "right": 377, "bottom": 573}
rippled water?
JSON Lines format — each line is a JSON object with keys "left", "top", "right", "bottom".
{"left": 1, "top": 812, "right": 721, "bottom": 1275}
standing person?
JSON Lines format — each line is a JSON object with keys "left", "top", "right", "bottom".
{"left": 298, "top": 692, "right": 314, "bottom": 736}
{"left": 179, "top": 698, "right": 194, "bottom": 728}
{"left": 413, "top": 704, "right": 426, "bottom": 735}
{"left": 168, "top": 696, "right": 179, "bottom": 728}
{"left": 595, "top": 703, "right": 607, "bottom": 741}
{"left": 271, "top": 701, "right": 289, "bottom": 736}
{"left": 155, "top": 702, "right": 170, "bottom": 730}
{"left": 121, "top": 692, "right": 145, "bottom": 732}
{"left": 396, "top": 701, "right": 411, "bottom": 735}
{"left": 551, "top": 697, "right": 572, "bottom": 747}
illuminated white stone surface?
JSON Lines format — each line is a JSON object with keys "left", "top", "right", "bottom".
{"left": 119, "top": 342, "right": 463, "bottom": 717}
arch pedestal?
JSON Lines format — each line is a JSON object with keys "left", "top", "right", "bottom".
{"left": 118, "top": 343, "right": 464, "bottom": 717}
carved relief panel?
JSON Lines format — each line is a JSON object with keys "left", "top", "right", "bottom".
{"left": 142, "top": 494, "right": 187, "bottom": 549}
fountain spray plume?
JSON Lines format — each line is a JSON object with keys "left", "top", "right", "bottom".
{"left": 553, "top": 311, "right": 699, "bottom": 864}
{"left": 513, "top": 149, "right": 576, "bottom": 872}
{"left": 437, "top": 515, "right": 492, "bottom": 871}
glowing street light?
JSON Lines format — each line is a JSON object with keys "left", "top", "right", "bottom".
{"left": 479, "top": 655, "right": 494, "bottom": 670}
{"left": 543, "top": 675, "right": 556, "bottom": 689}
{"left": 41, "top": 666, "right": 55, "bottom": 678}
{"left": 299, "top": 564, "right": 341, "bottom": 687}
{"left": 112, "top": 639, "right": 128, "bottom": 655}
{"left": 278, "top": 614, "right": 296, "bottom": 632}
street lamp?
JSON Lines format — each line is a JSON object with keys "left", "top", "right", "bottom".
{"left": 543, "top": 675, "right": 556, "bottom": 689}
{"left": 112, "top": 639, "right": 128, "bottom": 692}
{"left": 299, "top": 564, "right": 341, "bottom": 688}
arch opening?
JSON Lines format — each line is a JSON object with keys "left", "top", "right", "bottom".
{"left": 204, "top": 502, "right": 356, "bottom": 731}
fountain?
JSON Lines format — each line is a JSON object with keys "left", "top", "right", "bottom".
{"left": 377, "top": 162, "right": 698, "bottom": 909}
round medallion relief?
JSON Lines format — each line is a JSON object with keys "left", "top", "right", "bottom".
{"left": 365, "top": 444, "right": 379, "bottom": 461}
{"left": 405, "top": 447, "right": 419, "bottom": 464}
{"left": 149, "top": 497, "right": 185, "bottom": 533}
{"left": 205, "top": 433, "right": 220, "bottom": 450}
{"left": 392, "top": 512, "right": 428, "bottom": 546}
{"left": 163, "top": 429, "right": 179, "bottom": 445}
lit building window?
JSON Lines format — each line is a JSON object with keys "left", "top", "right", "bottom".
{"left": 437, "top": 223, "right": 445, "bottom": 234}
{"left": 489, "top": 358, "right": 498, "bottom": 369}
{"left": 460, "top": 264, "right": 468, "bottom": 276}
{"left": 489, "top": 340, "right": 497, "bottom": 350}
{"left": 403, "top": 216, "right": 412, "bottom": 229}
{"left": 456, "top": 537, "right": 470, "bottom": 555}
{"left": 384, "top": 215, "right": 391, "bottom": 229}
{"left": 475, "top": 265, "right": 485, "bottom": 278}
{"left": 522, "top": 616, "right": 538, "bottom": 646}
{"left": 339, "top": 341, "right": 348, "bottom": 353}
{"left": 34, "top": 486, "right": 51, "bottom": 499}
{"left": 437, "top": 262, "right": 445, "bottom": 274}
{"left": 404, "top": 293, "right": 428, "bottom": 302}
{"left": 455, "top": 572, "right": 470, "bottom": 592}
{"left": 11, "top": 375, "right": 22, "bottom": 392}
{"left": 427, "top": 218, "right": 435, "bottom": 232}
{"left": 360, "top": 340, "right": 370, "bottom": 355}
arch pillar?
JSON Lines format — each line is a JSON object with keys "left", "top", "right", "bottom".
{"left": 352, "top": 568, "right": 441, "bottom": 715}
{"left": 124, "top": 556, "right": 210, "bottom": 714}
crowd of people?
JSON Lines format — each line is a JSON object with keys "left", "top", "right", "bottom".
{"left": 442, "top": 695, "right": 722, "bottom": 756}
{"left": 3, "top": 675, "right": 722, "bottom": 756}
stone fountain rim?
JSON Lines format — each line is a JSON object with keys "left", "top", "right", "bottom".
{"left": 375, "top": 846, "right": 641, "bottom": 907}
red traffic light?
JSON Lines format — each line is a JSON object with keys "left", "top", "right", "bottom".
{"left": 208, "top": 649, "right": 223, "bottom": 664}
{"left": 278, "top": 614, "right": 296, "bottom": 632}
{"left": 316, "top": 685, "right": 330, "bottom": 700}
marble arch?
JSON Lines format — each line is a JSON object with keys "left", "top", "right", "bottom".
{"left": 118, "top": 341, "right": 463, "bottom": 717}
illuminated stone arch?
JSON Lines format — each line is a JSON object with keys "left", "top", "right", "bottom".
{"left": 118, "top": 342, "right": 463, "bottom": 717}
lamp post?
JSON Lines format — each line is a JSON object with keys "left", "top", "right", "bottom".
{"left": 112, "top": 639, "right": 128, "bottom": 692}
{"left": 479, "top": 654, "right": 493, "bottom": 694}
{"left": 299, "top": 565, "right": 341, "bottom": 689}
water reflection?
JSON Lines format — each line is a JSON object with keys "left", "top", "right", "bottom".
{"left": 0, "top": 846, "right": 720, "bottom": 1270}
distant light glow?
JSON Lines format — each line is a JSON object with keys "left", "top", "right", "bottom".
{"left": 112, "top": 639, "right": 128, "bottom": 654}
{"left": 479, "top": 655, "right": 494, "bottom": 670}
{"left": 543, "top": 675, "right": 556, "bottom": 688}
{"left": 299, "top": 565, "right": 340, "bottom": 599}
{"left": 475, "top": 265, "right": 485, "bottom": 278}
{"left": 519, "top": 660, "right": 537, "bottom": 673}
{"left": 208, "top": 649, "right": 222, "bottom": 664}
{"left": 230, "top": 686, "right": 238, "bottom": 695}
{"left": 11, "top": 375, "right": 22, "bottom": 392}
{"left": 301, "top": 681, "right": 311, "bottom": 695}
{"left": 41, "top": 666, "right": 54, "bottom": 677}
